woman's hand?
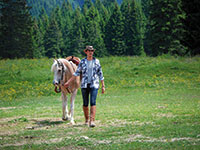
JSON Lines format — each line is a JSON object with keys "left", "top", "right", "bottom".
{"left": 64, "top": 76, "right": 76, "bottom": 88}
{"left": 101, "top": 80, "right": 105, "bottom": 94}
{"left": 102, "top": 86, "right": 105, "bottom": 94}
{"left": 64, "top": 81, "right": 70, "bottom": 88}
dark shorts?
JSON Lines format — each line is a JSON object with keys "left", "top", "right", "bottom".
{"left": 81, "top": 84, "right": 98, "bottom": 107}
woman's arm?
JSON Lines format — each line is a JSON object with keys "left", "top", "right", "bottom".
{"left": 64, "top": 75, "right": 76, "bottom": 88}
{"left": 101, "top": 80, "right": 105, "bottom": 94}
{"left": 65, "top": 60, "right": 82, "bottom": 88}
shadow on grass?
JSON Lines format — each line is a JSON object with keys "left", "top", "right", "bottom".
{"left": 33, "top": 120, "right": 86, "bottom": 128}
{"left": 31, "top": 120, "right": 66, "bottom": 129}
{"left": 35, "top": 120, "right": 65, "bottom": 126}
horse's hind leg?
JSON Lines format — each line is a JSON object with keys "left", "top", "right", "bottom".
{"left": 62, "top": 92, "right": 69, "bottom": 121}
{"left": 69, "top": 89, "right": 77, "bottom": 125}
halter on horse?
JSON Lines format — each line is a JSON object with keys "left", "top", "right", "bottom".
{"left": 53, "top": 56, "right": 80, "bottom": 93}
{"left": 53, "top": 59, "right": 65, "bottom": 93}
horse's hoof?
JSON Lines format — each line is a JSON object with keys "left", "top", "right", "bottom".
{"left": 70, "top": 120, "right": 75, "bottom": 125}
{"left": 62, "top": 117, "right": 68, "bottom": 121}
{"left": 84, "top": 122, "right": 89, "bottom": 126}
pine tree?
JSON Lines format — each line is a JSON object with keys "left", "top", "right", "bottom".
{"left": 120, "top": 0, "right": 131, "bottom": 55}
{"left": 141, "top": 0, "right": 151, "bottom": 55}
{"left": 0, "top": 0, "right": 14, "bottom": 58}
{"left": 121, "top": 0, "right": 144, "bottom": 56}
{"left": 68, "top": 7, "right": 85, "bottom": 57}
{"left": 83, "top": 0, "right": 93, "bottom": 9}
{"left": 0, "top": 0, "right": 34, "bottom": 58}
{"left": 44, "top": 17, "right": 62, "bottom": 58}
{"left": 27, "top": 0, "right": 63, "bottom": 17}
{"left": 95, "top": 0, "right": 109, "bottom": 39}
{"left": 82, "top": 0, "right": 93, "bottom": 15}
{"left": 133, "top": 0, "right": 145, "bottom": 56}
{"left": 52, "top": 6, "right": 65, "bottom": 56}
{"left": 105, "top": 2, "right": 125, "bottom": 56}
{"left": 146, "top": 0, "right": 186, "bottom": 56}
{"left": 84, "top": 6, "right": 106, "bottom": 57}
{"left": 61, "top": 0, "right": 73, "bottom": 56}
{"left": 182, "top": 0, "right": 200, "bottom": 55}
{"left": 102, "top": 0, "right": 116, "bottom": 8}
{"left": 53, "top": 6, "right": 63, "bottom": 31}
{"left": 32, "top": 19, "right": 43, "bottom": 58}
{"left": 38, "top": 8, "right": 49, "bottom": 32}
{"left": 61, "top": 0, "right": 73, "bottom": 18}
{"left": 141, "top": 0, "right": 150, "bottom": 17}
{"left": 37, "top": 8, "right": 49, "bottom": 57}
{"left": 102, "top": 0, "right": 116, "bottom": 15}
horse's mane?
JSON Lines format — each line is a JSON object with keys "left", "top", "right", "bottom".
{"left": 60, "top": 58, "right": 75, "bottom": 75}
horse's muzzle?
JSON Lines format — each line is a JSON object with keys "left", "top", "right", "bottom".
{"left": 53, "top": 80, "right": 60, "bottom": 86}
{"left": 53, "top": 81, "right": 61, "bottom": 93}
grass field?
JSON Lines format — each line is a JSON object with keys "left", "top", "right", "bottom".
{"left": 0, "top": 56, "right": 200, "bottom": 149}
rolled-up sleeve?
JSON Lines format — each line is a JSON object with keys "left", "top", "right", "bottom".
{"left": 73, "top": 63, "right": 82, "bottom": 76}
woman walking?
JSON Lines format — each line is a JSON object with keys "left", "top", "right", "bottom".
{"left": 64, "top": 46, "right": 105, "bottom": 127}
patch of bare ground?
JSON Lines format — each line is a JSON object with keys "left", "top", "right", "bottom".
{"left": 153, "top": 113, "right": 177, "bottom": 118}
{"left": 0, "top": 115, "right": 93, "bottom": 138}
{"left": 103, "top": 119, "right": 156, "bottom": 127}
{"left": 0, "top": 116, "right": 30, "bottom": 136}
{"left": 0, "top": 137, "right": 65, "bottom": 148}
{"left": 0, "top": 107, "right": 16, "bottom": 110}
{"left": 0, "top": 121, "right": 20, "bottom": 136}
{"left": 0, "top": 117, "right": 22, "bottom": 123}
{"left": 156, "top": 105, "right": 168, "bottom": 109}
{"left": 75, "top": 134, "right": 200, "bottom": 146}
{"left": 0, "top": 130, "right": 18, "bottom": 136}
{"left": 0, "top": 106, "right": 29, "bottom": 111}
{"left": 118, "top": 135, "right": 200, "bottom": 144}
{"left": 0, "top": 117, "right": 82, "bottom": 137}
{"left": 28, "top": 117, "right": 87, "bottom": 130}
{"left": 57, "top": 146, "right": 89, "bottom": 150}
{"left": 34, "top": 138, "right": 63, "bottom": 144}
{"left": 76, "top": 136, "right": 113, "bottom": 145}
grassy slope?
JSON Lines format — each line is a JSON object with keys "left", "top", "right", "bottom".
{"left": 0, "top": 56, "right": 200, "bottom": 102}
{"left": 0, "top": 56, "right": 200, "bottom": 149}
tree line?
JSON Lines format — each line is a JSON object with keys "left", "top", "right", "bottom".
{"left": 0, "top": 0, "right": 199, "bottom": 59}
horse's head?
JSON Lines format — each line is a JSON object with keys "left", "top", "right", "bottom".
{"left": 51, "top": 59, "right": 66, "bottom": 87}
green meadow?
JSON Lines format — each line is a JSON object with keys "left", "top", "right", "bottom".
{"left": 0, "top": 56, "right": 200, "bottom": 149}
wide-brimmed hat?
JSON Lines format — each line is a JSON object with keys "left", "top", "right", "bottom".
{"left": 84, "top": 46, "right": 95, "bottom": 53}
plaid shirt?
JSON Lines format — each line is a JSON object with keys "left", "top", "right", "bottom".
{"left": 73, "top": 57, "right": 104, "bottom": 89}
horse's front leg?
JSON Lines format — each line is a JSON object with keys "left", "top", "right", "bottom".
{"left": 69, "top": 89, "right": 78, "bottom": 125}
{"left": 62, "top": 92, "right": 69, "bottom": 121}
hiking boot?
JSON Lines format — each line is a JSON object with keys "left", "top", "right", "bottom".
{"left": 83, "top": 106, "right": 89, "bottom": 125}
{"left": 89, "top": 106, "right": 96, "bottom": 127}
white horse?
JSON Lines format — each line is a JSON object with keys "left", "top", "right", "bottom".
{"left": 51, "top": 57, "right": 80, "bottom": 125}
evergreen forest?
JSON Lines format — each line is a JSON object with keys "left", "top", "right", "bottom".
{"left": 0, "top": 0, "right": 200, "bottom": 59}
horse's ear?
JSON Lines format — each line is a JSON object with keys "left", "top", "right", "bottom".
{"left": 55, "top": 59, "right": 60, "bottom": 66}
{"left": 53, "top": 59, "right": 58, "bottom": 64}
